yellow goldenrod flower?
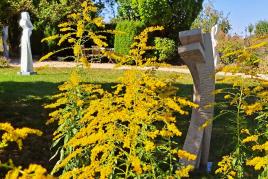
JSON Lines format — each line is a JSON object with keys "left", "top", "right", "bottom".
{"left": 242, "top": 135, "right": 259, "bottom": 144}
{"left": 243, "top": 102, "right": 263, "bottom": 115}
{"left": 240, "top": 128, "right": 250, "bottom": 135}
{"left": 177, "top": 150, "right": 197, "bottom": 161}
{"left": 246, "top": 157, "right": 268, "bottom": 170}
{"left": 175, "top": 165, "right": 194, "bottom": 177}
{"left": 129, "top": 155, "right": 143, "bottom": 175}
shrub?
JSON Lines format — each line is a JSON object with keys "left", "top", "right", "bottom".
{"left": 40, "top": 0, "right": 109, "bottom": 67}
{"left": 217, "top": 32, "right": 244, "bottom": 65}
{"left": 46, "top": 25, "right": 198, "bottom": 178}
{"left": 255, "top": 20, "right": 268, "bottom": 37}
{"left": 114, "top": 20, "right": 144, "bottom": 55}
{"left": 215, "top": 38, "right": 268, "bottom": 178}
{"left": 154, "top": 37, "right": 176, "bottom": 62}
{"left": 0, "top": 56, "right": 9, "bottom": 68}
{"left": 50, "top": 69, "right": 198, "bottom": 178}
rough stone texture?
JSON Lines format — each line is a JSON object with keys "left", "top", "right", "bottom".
{"left": 19, "top": 12, "right": 36, "bottom": 75}
{"left": 178, "top": 29, "right": 216, "bottom": 169}
{"left": 179, "top": 28, "right": 204, "bottom": 46}
{"left": 2, "top": 26, "right": 9, "bottom": 58}
{"left": 177, "top": 43, "right": 206, "bottom": 63}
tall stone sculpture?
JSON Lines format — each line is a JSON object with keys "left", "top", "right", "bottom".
{"left": 177, "top": 26, "right": 219, "bottom": 170}
{"left": 2, "top": 26, "right": 9, "bottom": 58}
{"left": 18, "top": 12, "right": 36, "bottom": 75}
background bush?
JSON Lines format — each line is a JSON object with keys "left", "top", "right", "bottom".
{"left": 154, "top": 37, "right": 176, "bottom": 62}
{"left": 114, "top": 20, "right": 144, "bottom": 55}
{"left": 255, "top": 20, "right": 268, "bottom": 36}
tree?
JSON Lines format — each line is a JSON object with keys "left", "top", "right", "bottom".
{"left": 0, "top": 0, "right": 115, "bottom": 56}
{"left": 248, "top": 23, "right": 254, "bottom": 36}
{"left": 255, "top": 20, "right": 268, "bottom": 37}
{"left": 191, "top": 2, "right": 231, "bottom": 33}
{"left": 116, "top": 0, "right": 204, "bottom": 39}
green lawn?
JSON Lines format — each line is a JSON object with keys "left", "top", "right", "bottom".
{"left": 0, "top": 66, "right": 233, "bottom": 177}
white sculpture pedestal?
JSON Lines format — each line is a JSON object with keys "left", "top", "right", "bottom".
{"left": 17, "top": 71, "right": 37, "bottom": 75}
{"left": 18, "top": 12, "right": 36, "bottom": 76}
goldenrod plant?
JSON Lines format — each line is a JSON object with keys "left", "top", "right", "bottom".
{"left": 0, "top": 123, "right": 54, "bottom": 178}
{"left": 219, "top": 35, "right": 268, "bottom": 74}
{"left": 45, "top": 70, "right": 105, "bottom": 173}
{"left": 214, "top": 36, "right": 268, "bottom": 178}
{"left": 46, "top": 27, "right": 198, "bottom": 178}
{"left": 40, "top": 0, "right": 108, "bottom": 67}
{"left": 41, "top": 0, "right": 198, "bottom": 177}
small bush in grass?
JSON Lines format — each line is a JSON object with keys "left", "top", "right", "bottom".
{"left": 255, "top": 20, "right": 268, "bottom": 37}
{"left": 0, "top": 56, "right": 9, "bottom": 68}
{"left": 154, "top": 37, "right": 176, "bottom": 62}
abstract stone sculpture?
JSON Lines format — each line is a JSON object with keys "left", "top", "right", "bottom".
{"left": 18, "top": 12, "right": 36, "bottom": 75}
{"left": 2, "top": 26, "right": 9, "bottom": 58}
{"left": 178, "top": 26, "right": 219, "bottom": 170}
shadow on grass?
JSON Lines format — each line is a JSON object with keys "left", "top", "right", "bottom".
{"left": 0, "top": 80, "right": 236, "bottom": 177}
{"left": 0, "top": 80, "right": 119, "bottom": 175}
{"left": 0, "top": 81, "right": 62, "bottom": 175}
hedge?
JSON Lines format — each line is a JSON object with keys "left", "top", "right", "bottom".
{"left": 114, "top": 20, "right": 144, "bottom": 55}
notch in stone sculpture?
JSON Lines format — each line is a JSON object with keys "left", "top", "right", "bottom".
{"left": 178, "top": 29, "right": 206, "bottom": 64}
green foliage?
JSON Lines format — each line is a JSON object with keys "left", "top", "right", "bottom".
{"left": 217, "top": 33, "right": 244, "bottom": 65}
{"left": 0, "top": 0, "right": 11, "bottom": 25}
{"left": 248, "top": 24, "right": 254, "bottom": 36}
{"left": 154, "top": 37, "right": 176, "bottom": 62}
{"left": 214, "top": 77, "right": 268, "bottom": 178}
{"left": 50, "top": 69, "right": 197, "bottom": 178}
{"left": 219, "top": 36, "right": 268, "bottom": 72}
{"left": 117, "top": 0, "right": 203, "bottom": 39}
{"left": 215, "top": 38, "right": 268, "bottom": 178}
{"left": 114, "top": 20, "right": 144, "bottom": 55}
{"left": 255, "top": 20, "right": 268, "bottom": 36}
{"left": 45, "top": 70, "right": 104, "bottom": 173}
{"left": 43, "top": 2, "right": 197, "bottom": 176}
{"left": 191, "top": 2, "right": 231, "bottom": 33}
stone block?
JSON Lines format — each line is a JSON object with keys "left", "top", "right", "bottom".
{"left": 178, "top": 43, "right": 206, "bottom": 63}
{"left": 179, "top": 28, "right": 204, "bottom": 46}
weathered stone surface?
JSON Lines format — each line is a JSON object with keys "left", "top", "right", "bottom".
{"left": 179, "top": 28, "right": 204, "bottom": 46}
{"left": 178, "top": 28, "right": 216, "bottom": 169}
{"left": 2, "top": 26, "right": 9, "bottom": 58}
{"left": 177, "top": 43, "right": 206, "bottom": 63}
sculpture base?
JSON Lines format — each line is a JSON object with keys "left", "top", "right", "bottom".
{"left": 17, "top": 71, "right": 37, "bottom": 75}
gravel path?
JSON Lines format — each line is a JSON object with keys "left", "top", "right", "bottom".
{"left": 10, "top": 60, "right": 191, "bottom": 73}
{"left": 10, "top": 60, "right": 268, "bottom": 80}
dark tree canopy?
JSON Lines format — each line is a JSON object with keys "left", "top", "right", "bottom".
{"left": 116, "top": 0, "right": 204, "bottom": 39}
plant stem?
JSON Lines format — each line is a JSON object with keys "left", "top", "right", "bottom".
{"left": 236, "top": 82, "right": 244, "bottom": 148}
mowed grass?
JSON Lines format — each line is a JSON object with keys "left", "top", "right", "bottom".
{"left": 0, "top": 66, "right": 233, "bottom": 177}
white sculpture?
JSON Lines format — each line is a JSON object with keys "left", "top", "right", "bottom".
{"left": 2, "top": 26, "right": 9, "bottom": 58}
{"left": 18, "top": 12, "right": 36, "bottom": 75}
{"left": 211, "top": 25, "right": 220, "bottom": 67}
